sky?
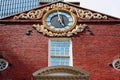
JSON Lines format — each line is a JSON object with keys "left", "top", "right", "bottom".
{"left": 64, "top": 0, "right": 120, "bottom": 18}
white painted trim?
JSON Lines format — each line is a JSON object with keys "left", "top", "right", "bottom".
{"left": 69, "top": 38, "right": 73, "bottom": 66}
{"left": 48, "top": 39, "right": 51, "bottom": 66}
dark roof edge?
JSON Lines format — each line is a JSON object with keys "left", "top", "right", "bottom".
{"left": 0, "top": 20, "right": 120, "bottom": 23}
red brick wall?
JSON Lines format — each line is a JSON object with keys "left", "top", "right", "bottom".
{"left": 0, "top": 24, "right": 48, "bottom": 80}
{"left": 0, "top": 23, "right": 120, "bottom": 80}
{"left": 73, "top": 23, "right": 120, "bottom": 80}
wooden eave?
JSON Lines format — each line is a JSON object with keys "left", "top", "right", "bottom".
{"left": 0, "top": 20, "right": 120, "bottom": 23}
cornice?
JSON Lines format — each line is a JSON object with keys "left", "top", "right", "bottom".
{"left": 0, "top": 20, "right": 120, "bottom": 23}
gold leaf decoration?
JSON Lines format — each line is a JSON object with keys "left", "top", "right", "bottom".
{"left": 33, "top": 24, "right": 87, "bottom": 37}
{"left": 13, "top": 2, "right": 108, "bottom": 20}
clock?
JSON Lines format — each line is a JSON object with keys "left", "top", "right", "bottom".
{"left": 42, "top": 8, "right": 76, "bottom": 33}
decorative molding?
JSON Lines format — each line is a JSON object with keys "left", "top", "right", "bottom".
{"left": 75, "top": 10, "right": 108, "bottom": 20}
{"left": 32, "top": 66, "right": 89, "bottom": 80}
{"left": 33, "top": 24, "right": 87, "bottom": 37}
{"left": 13, "top": 2, "right": 108, "bottom": 20}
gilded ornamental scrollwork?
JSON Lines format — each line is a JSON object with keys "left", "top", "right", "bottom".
{"left": 14, "top": 7, "right": 49, "bottom": 20}
{"left": 33, "top": 24, "right": 87, "bottom": 37}
{"left": 13, "top": 2, "right": 108, "bottom": 20}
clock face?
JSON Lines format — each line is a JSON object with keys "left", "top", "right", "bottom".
{"left": 43, "top": 9, "right": 76, "bottom": 33}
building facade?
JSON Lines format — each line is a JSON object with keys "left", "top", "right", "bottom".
{"left": 0, "top": 0, "right": 64, "bottom": 18}
{"left": 0, "top": 1, "right": 120, "bottom": 80}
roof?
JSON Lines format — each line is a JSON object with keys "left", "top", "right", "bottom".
{"left": 0, "top": 1, "right": 120, "bottom": 23}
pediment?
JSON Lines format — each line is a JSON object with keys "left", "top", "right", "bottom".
{"left": 32, "top": 66, "right": 89, "bottom": 80}
{"left": 1, "top": 1, "right": 120, "bottom": 21}
{"left": 1, "top": 1, "right": 119, "bottom": 37}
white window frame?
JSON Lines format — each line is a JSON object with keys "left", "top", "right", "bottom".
{"left": 48, "top": 38, "right": 73, "bottom": 66}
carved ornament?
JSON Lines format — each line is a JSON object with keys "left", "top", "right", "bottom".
{"left": 32, "top": 66, "right": 89, "bottom": 80}
{"left": 33, "top": 24, "right": 87, "bottom": 37}
{"left": 14, "top": 2, "right": 108, "bottom": 20}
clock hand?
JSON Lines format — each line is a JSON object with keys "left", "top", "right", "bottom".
{"left": 61, "top": 15, "right": 65, "bottom": 26}
{"left": 57, "top": 10, "right": 65, "bottom": 27}
{"left": 59, "top": 18, "right": 65, "bottom": 27}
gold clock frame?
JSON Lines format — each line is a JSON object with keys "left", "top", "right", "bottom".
{"left": 42, "top": 8, "right": 77, "bottom": 33}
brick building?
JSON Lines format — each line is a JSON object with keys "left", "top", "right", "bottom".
{"left": 0, "top": 1, "right": 120, "bottom": 80}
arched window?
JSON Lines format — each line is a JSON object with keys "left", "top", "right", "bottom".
{"left": 112, "top": 58, "right": 120, "bottom": 71}
{"left": 0, "top": 59, "right": 9, "bottom": 71}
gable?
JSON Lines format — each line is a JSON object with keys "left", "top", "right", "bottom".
{"left": 0, "top": 1, "right": 120, "bottom": 37}
{"left": 13, "top": 4, "right": 108, "bottom": 20}
{"left": 1, "top": 1, "right": 120, "bottom": 21}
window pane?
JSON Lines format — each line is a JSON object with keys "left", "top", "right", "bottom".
{"left": 49, "top": 38, "right": 72, "bottom": 66}
{"left": 51, "top": 57, "right": 70, "bottom": 66}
